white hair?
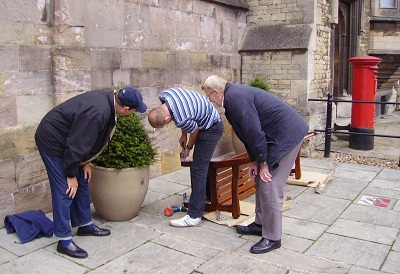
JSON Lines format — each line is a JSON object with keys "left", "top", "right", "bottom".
{"left": 202, "top": 75, "right": 227, "bottom": 91}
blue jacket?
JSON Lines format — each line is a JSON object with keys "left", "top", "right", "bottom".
{"left": 35, "top": 90, "right": 116, "bottom": 177}
{"left": 4, "top": 210, "right": 54, "bottom": 244}
{"left": 224, "top": 83, "right": 308, "bottom": 170}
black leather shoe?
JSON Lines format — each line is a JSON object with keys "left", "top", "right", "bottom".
{"left": 57, "top": 241, "right": 88, "bottom": 258}
{"left": 77, "top": 224, "right": 111, "bottom": 237}
{"left": 250, "top": 238, "right": 281, "bottom": 254}
{"left": 236, "top": 222, "right": 262, "bottom": 236}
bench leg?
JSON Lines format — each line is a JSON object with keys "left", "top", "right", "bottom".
{"left": 231, "top": 166, "right": 241, "bottom": 219}
{"left": 294, "top": 151, "right": 301, "bottom": 179}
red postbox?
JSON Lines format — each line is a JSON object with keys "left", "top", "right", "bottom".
{"left": 348, "top": 56, "right": 381, "bottom": 150}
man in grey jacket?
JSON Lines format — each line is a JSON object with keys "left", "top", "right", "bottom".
{"left": 202, "top": 75, "right": 308, "bottom": 254}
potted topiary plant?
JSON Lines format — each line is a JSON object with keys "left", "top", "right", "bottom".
{"left": 249, "top": 74, "right": 271, "bottom": 91}
{"left": 232, "top": 75, "right": 271, "bottom": 154}
{"left": 89, "top": 110, "right": 157, "bottom": 221}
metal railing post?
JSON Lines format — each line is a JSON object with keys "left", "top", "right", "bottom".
{"left": 324, "top": 93, "right": 333, "bottom": 158}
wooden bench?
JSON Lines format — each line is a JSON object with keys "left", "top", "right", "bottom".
{"left": 181, "top": 152, "right": 254, "bottom": 219}
{"left": 181, "top": 132, "right": 316, "bottom": 219}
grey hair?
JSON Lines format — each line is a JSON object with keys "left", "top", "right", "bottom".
{"left": 202, "top": 75, "right": 227, "bottom": 91}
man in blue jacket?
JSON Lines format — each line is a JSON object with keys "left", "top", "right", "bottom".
{"left": 202, "top": 75, "right": 308, "bottom": 254}
{"left": 35, "top": 87, "right": 147, "bottom": 258}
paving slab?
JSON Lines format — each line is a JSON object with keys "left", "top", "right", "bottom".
{"left": 361, "top": 186, "right": 400, "bottom": 200}
{"left": 140, "top": 194, "right": 186, "bottom": 216}
{"left": 305, "top": 233, "right": 391, "bottom": 270}
{"left": 335, "top": 162, "right": 383, "bottom": 172}
{"left": 393, "top": 201, "right": 400, "bottom": 212}
{"left": 148, "top": 177, "right": 190, "bottom": 195}
{"left": 0, "top": 228, "right": 57, "bottom": 256}
{"left": 375, "top": 168, "right": 400, "bottom": 180}
{"left": 283, "top": 191, "right": 351, "bottom": 225}
{"left": 44, "top": 221, "right": 161, "bottom": 270}
{"left": 282, "top": 217, "right": 329, "bottom": 240}
{"left": 0, "top": 248, "right": 88, "bottom": 274}
{"left": 196, "top": 251, "right": 288, "bottom": 274}
{"left": 333, "top": 165, "right": 379, "bottom": 181}
{"left": 319, "top": 177, "right": 370, "bottom": 200}
{"left": 341, "top": 204, "right": 400, "bottom": 229}
{"left": 150, "top": 217, "right": 247, "bottom": 252}
{"left": 284, "top": 184, "right": 308, "bottom": 199}
{"left": 156, "top": 168, "right": 191, "bottom": 186}
{"left": 393, "top": 235, "right": 400, "bottom": 252}
{"left": 0, "top": 246, "right": 16, "bottom": 264}
{"left": 301, "top": 165, "right": 333, "bottom": 175}
{"left": 125, "top": 210, "right": 166, "bottom": 226}
{"left": 280, "top": 234, "right": 314, "bottom": 253}
{"left": 327, "top": 218, "right": 399, "bottom": 245}
{"left": 370, "top": 178, "right": 400, "bottom": 192}
{"left": 380, "top": 251, "right": 400, "bottom": 274}
{"left": 142, "top": 189, "right": 169, "bottom": 207}
{"left": 152, "top": 233, "right": 220, "bottom": 260}
{"left": 229, "top": 232, "right": 313, "bottom": 254}
{"left": 237, "top": 242, "right": 350, "bottom": 273}
{"left": 347, "top": 266, "right": 387, "bottom": 274}
{"left": 88, "top": 241, "right": 205, "bottom": 274}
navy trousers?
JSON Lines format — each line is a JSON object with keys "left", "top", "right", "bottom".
{"left": 188, "top": 120, "right": 224, "bottom": 218}
{"left": 39, "top": 150, "right": 92, "bottom": 239}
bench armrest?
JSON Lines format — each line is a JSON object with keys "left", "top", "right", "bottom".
{"left": 181, "top": 152, "right": 250, "bottom": 168}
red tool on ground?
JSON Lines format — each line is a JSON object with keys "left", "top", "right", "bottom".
{"left": 163, "top": 206, "right": 187, "bottom": 217}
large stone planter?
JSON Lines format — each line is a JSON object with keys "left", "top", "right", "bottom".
{"left": 89, "top": 164, "right": 149, "bottom": 221}
{"left": 232, "top": 130, "right": 246, "bottom": 154}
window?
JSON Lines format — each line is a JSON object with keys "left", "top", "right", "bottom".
{"left": 380, "top": 0, "right": 397, "bottom": 8}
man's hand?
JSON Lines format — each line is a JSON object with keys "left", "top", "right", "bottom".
{"left": 181, "top": 146, "right": 191, "bottom": 159}
{"left": 83, "top": 164, "right": 92, "bottom": 182}
{"left": 179, "top": 131, "right": 187, "bottom": 148}
{"left": 66, "top": 177, "right": 79, "bottom": 198}
{"left": 260, "top": 162, "right": 272, "bottom": 182}
{"left": 248, "top": 161, "right": 258, "bottom": 179}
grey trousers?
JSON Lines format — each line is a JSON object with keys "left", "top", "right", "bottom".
{"left": 254, "top": 141, "right": 303, "bottom": 241}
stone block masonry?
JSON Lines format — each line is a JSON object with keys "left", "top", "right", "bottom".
{"left": 0, "top": 0, "right": 247, "bottom": 224}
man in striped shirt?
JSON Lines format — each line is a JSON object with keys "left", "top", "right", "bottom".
{"left": 148, "top": 87, "right": 224, "bottom": 227}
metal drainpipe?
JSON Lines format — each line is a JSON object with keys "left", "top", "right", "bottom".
{"left": 239, "top": 52, "right": 243, "bottom": 84}
{"left": 326, "top": 0, "right": 338, "bottom": 158}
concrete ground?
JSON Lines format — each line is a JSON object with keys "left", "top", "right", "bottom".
{"left": 1, "top": 112, "right": 399, "bottom": 274}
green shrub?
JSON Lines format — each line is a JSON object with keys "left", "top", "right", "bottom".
{"left": 249, "top": 75, "right": 270, "bottom": 91}
{"left": 92, "top": 112, "right": 157, "bottom": 169}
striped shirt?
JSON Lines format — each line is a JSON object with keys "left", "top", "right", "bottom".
{"left": 159, "top": 88, "right": 221, "bottom": 134}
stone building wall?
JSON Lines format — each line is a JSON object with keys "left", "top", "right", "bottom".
{"left": 241, "top": 0, "right": 333, "bottom": 150}
{"left": 0, "top": 0, "right": 54, "bottom": 223}
{"left": 0, "top": 0, "right": 247, "bottom": 223}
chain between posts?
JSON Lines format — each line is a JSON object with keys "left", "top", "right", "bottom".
{"left": 308, "top": 93, "right": 400, "bottom": 158}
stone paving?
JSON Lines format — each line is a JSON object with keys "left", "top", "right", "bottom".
{"left": 1, "top": 155, "right": 400, "bottom": 273}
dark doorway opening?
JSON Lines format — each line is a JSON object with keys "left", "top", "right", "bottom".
{"left": 333, "top": 0, "right": 361, "bottom": 98}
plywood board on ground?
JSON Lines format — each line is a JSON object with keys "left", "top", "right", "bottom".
{"left": 287, "top": 170, "right": 334, "bottom": 193}
{"left": 203, "top": 197, "right": 292, "bottom": 227}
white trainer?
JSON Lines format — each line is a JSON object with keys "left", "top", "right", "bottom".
{"left": 169, "top": 215, "right": 201, "bottom": 227}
